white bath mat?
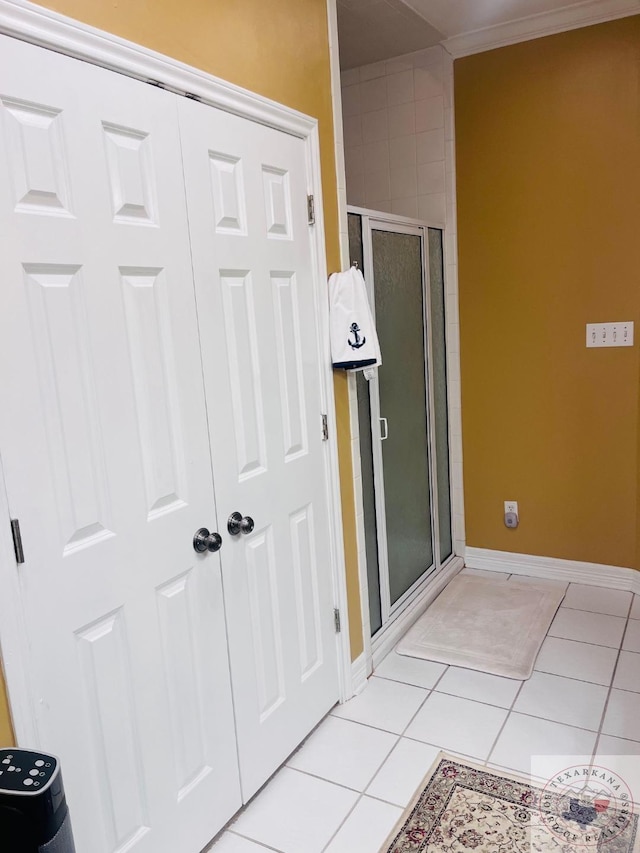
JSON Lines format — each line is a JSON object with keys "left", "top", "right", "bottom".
{"left": 396, "top": 574, "right": 566, "bottom": 679}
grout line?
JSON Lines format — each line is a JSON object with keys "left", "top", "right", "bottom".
{"left": 398, "top": 687, "right": 434, "bottom": 736}
{"left": 311, "top": 716, "right": 404, "bottom": 852}
{"left": 329, "top": 712, "right": 418, "bottom": 738}
{"left": 377, "top": 669, "right": 615, "bottom": 707}
{"left": 560, "top": 604, "right": 630, "bottom": 618}
{"left": 546, "top": 630, "right": 624, "bottom": 650}
{"left": 592, "top": 595, "right": 634, "bottom": 758}
{"left": 320, "top": 790, "right": 405, "bottom": 853}
{"left": 320, "top": 793, "right": 362, "bottom": 851}
{"left": 228, "top": 829, "right": 284, "bottom": 852}
{"left": 316, "top": 712, "right": 407, "bottom": 739}
{"left": 523, "top": 664, "right": 616, "bottom": 687}
{"left": 324, "top": 664, "right": 452, "bottom": 848}
{"left": 592, "top": 733, "right": 640, "bottom": 747}
{"left": 537, "top": 634, "right": 623, "bottom": 650}
{"left": 431, "top": 686, "right": 521, "bottom": 711}
{"left": 508, "top": 709, "right": 604, "bottom": 736}
{"left": 364, "top": 790, "right": 413, "bottom": 809}
{"left": 531, "top": 665, "right": 615, "bottom": 689}
{"left": 372, "top": 673, "right": 444, "bottom": 690}
{"left": 322, "top": 675, "right": 447, "bottom": 849}
{"left": 358, "top": 672, "right": 615, "bottom": 737}
{"left": 398, "top": 735, "right": 480, "bottom": 762}
{"left": 288, "top": 758, "right": 397, "bottom": 853}
{"left": 381, "top": 674, "right": 443, "bottom": 749}
{"left": 484, "top": 761, "right": 554, "bottom": 785}
{"left": 605, "top": 684, "right": 640, "bottom": 695}
{"left": 429, "top": 663, "right": 450, "bottom": 692}
{"left": 286, "top": 765, "right": 364, "bottom": 795}
{"left": 484, "top": 679, "right": 526, "bottom": 766}
{"left": 361, "top": 733, "right": 402, "bottom": 790}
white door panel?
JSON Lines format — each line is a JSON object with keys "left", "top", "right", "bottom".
{"left": 178, "top": 99, "right": 340, "bottom": 798}
{"left": 0, "top": 36, "right": 240, "bottom": 853}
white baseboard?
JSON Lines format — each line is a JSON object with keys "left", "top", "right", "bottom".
{"left": 350, "top": 652, "right": 368, "bottom": 696}
{"left": 465, "top": 547, "right": 640, "bottom": 594}
{"left": 371, "top": 556, "right": 464, "bottom": 669}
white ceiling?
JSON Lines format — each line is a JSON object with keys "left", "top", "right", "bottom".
{"left": 403, "top": 0, "right": 599, "bottom": 36}
{"left": 338, "top": 0, "right": 640, "bottom": 66}
{"left": 337, "top": 0, "right": 442, "bottom": 69}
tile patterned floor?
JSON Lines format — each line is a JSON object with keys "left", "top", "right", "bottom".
{"left": 207, "top": 572, "right": 640, "bottom": 853}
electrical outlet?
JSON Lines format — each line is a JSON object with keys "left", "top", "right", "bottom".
{"left": 586, "top": 322, "right": 634, "bottom": 348}
{"left": 504, "top": 501, "right": 519, "bottom": 529}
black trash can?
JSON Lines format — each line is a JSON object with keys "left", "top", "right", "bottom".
{"left": 0, "top": 748, "right": 76, "bottom": 852}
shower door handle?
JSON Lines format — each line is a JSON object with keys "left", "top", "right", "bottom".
{"left": 379, "top": 417, "right": 389, "bottom": 441}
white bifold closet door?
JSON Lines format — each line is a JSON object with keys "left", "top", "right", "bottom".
{"left": 0, "top": 35, "right": 241, "bottom": 853}
{"left": 178, "top": 98, "right": 339, "bottom": 799}
{"left": 0, "top": 32, "right": 339, "bottom": 853}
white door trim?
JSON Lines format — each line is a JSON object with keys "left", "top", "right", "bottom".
{"left": 0, "top": 0, "right": 315, "bottom": 138}
{"left": 0, "top": 0, "right": 353, "bottom": 756}
{"left": 306, "top": 133, "right": 354, "bottom": 701}
{"left": 0, "top": 454, "right": 37, "bottom": 746}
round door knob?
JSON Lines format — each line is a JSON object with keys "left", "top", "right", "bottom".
{"left": 193, "top": 528, "right": 223, "bottom": 553}
{"left": 227, "top": 512, "right": 255, "bottom": 536}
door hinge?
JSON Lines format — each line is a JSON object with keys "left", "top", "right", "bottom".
{"left": 321, "top": 413, "right": 329, "bottom": 441}
{"left": 307, "top": 194, "right": 315, "bottom": 225}
{"left": 334, "top": 607, "right": 341, "bottom": 634}
{"left": 10, "top": 519, "right": 24, "bottom": 564}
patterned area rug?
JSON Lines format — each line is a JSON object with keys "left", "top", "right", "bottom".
{"left": 380, "top": 754, "right": 639, "bottom": 852}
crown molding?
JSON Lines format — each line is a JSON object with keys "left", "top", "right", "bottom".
{"left": 443, "top": 0, "right": 640, "bottom": 58}
{"left": 0, "top": 0, "right": 315, "bottom": 137}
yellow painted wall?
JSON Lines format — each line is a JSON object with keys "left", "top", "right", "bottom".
{"left": 456, "top": 17, "right": 640, "bottom": 568}
{"left": 0, "top": 666, "right": 13, "bottom": 746}
{"left": 0, "top": 0, "right": 363, "bottom": 747}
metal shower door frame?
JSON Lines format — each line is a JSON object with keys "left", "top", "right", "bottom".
{"left": 359, "top": 213, "right": 449, "bottom": 632}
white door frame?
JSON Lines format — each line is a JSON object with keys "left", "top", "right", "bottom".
{"left": 0, "top": 451, "right": 38, "bottom": 746}
{"left": 0, "top": 0, "right": 354, "bottom": 750}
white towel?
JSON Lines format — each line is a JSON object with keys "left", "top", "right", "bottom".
{"left": 329, "top": 267, "right": 382, "bottom": 371}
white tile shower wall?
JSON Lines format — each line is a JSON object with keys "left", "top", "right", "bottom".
{"left": 341, "top": 45, "right": 465, "bottom": 558}
{"left": 341, "top": 46, "right": 446, "bottom": 221}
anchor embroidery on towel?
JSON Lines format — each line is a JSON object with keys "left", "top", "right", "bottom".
{"left": 348, "top": 322, "right": 366, "bottom": 350}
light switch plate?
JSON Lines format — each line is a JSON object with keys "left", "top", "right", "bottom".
{"left": 586, "top": 322, "right": 634, "bottom": 348}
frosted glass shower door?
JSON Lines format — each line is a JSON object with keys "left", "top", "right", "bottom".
{"left": 371, "top": 228, "right": 434, "bottom": 607}
{"left": 348, "top": 210, "right": 453, "bottom": 640}
{"left": 348, "top": 210, "right": 454, "bottom": 639}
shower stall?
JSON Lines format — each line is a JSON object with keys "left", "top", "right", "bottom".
{"left": 348, "top": 208, "right": 454, "bottom": 653}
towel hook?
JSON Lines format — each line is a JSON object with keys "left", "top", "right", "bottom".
{"left": 351, "top": 260, "right": 359, "bottom": 269}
